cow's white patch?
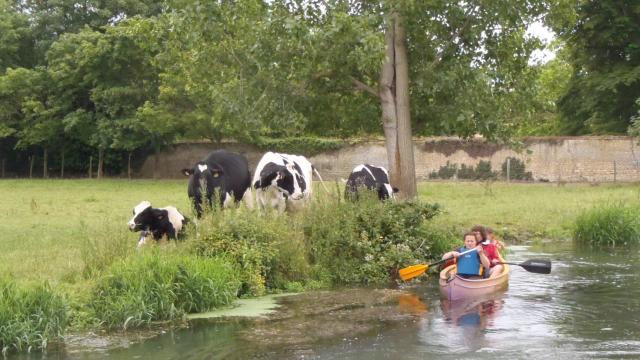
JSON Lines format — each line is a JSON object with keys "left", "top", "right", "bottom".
{"left": 198, "top": 164, "right": 208, "bottom": 172}
{"left": 223, "top": 192, "right": 234, "bottom": 208}
{"left": 384, "top": 183, "right": 395, "bottom": 199}
{"left": 128, "top": 201, "right": 152, "bottom": 230}
{"left": 162, "top": 206, "right": 185, "bottom": 233}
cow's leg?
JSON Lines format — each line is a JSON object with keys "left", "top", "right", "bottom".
{"left": 241, "top": 188, "right": 254, "bottom": 210}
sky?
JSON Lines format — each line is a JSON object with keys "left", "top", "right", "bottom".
{"left": 526, "top": 21, "right": 557, "bottom": 64}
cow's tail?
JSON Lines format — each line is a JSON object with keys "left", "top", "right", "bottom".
{"left": 312, "top": 166, "right": 332, "bottom": 195}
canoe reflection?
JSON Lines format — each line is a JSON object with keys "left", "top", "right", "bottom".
{"left": 441, "top": 295, "right": 505, "bottom": 330}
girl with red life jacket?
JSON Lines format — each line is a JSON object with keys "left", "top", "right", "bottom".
{"left": 442, "top": 232, "right": 490, "bottom": 278}
{"left": 471, "top": 225, "right": 504, "bottom": 279}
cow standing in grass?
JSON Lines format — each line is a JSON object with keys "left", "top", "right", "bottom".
{"left": 128, "top": 201, "right": 189, "bottom": 247}
{"left": 182, "top": 150, "right": 252, "bottom": 218}
{"left": 252, "top": 152, "right": 317, "bottom": 213}
{"left": 345, "top": 164, "right": 398, "bottom": 201}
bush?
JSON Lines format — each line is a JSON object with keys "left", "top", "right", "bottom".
{"left": 190, "top": 207, "right": 310, "bottom": 296}
{"left": 89, "top": 251, "right": 240, "bottom": 330}
{"left": 255, "top": 137, "right": 345, "bottom": 156}
{"left": 429, "top": 162, "right": 457, "bottom": 179}
{"left": 573, "top": 204, "right": 640, "bottom": 247}
{"left": 0, "top": 280, "right": 68, "bottom": 355}
{"left": 501, "top": 157, "right": 532, "bottom": 181}
{"left": 304, "top": 195, "right": 452, "bottom": 285}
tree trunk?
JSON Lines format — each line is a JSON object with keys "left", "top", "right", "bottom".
{"left": 393, "top": 12, "right": 417, "bottom": 198}
{"left": 89, "top": 156, "right": 93, "bottom": 179}
{"left": 97, "top": 148, "right": 104, "bottom": 179}
{"left": 128, "top": 152, "right": 132, "bottom": 180}
{"left": 153, "top": 147, "right": 160, "bottom": 179}
{"left": 378, "top": 12, "right": 417, "bottom": 198}
{"left": 60, "top": 149, "right": 65, "bottom": 178}
{"left": 29, "top": 155, "right": 35, "bottom": 178}
{"left": 43, "top": 148, "right": 48, "bottom": 178}
{"left": 1, "top": 158, "right": 5, "bottom": 178}
{"left": 379, "top": 21, "right": 400, "bottom": 188}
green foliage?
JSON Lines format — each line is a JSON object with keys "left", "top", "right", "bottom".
{"left": 255, "top": 137, "right": 345, "bottom": 156}
{"left": 89, "top": 251, "right": 240, "bottom": 330}
{"left": 305, "top": 195, "right": 450, "bottom": 285}
{"left": 573, "top": 204, "right": 640, "bottom": 247}
{"left": 501, "top": 157, "right": 532, "bottom": 181}
{"left": 552, "top": 1, "right": 640, "bottom": 134}
{"left": 0, "top": 280, "right": 68, "bottom": 355}
{"left": 430, "top": 161, "right": 498, "bottom": 181}
{"left": 429, "top": 161, "right": 458, "bottom": 179}
{"left": 189, "top": 207, "right": 310, "bottom": 296}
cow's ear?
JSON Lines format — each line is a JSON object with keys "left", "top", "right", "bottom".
{"left": 182, "top": 168, "right": 194, "bottom": 176}
{"left": 392, "top": 187, "right": 399, "bottom": 193}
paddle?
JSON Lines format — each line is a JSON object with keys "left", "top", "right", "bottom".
{"left": 398, "top": 248, "right": 477, "bottom": 281}
{"left": 497, "top": 259, "right": 551, "bottom": 274}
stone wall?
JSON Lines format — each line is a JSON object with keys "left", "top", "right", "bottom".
{"left": 137, "top": 136, "right": 640, "bottom": 183}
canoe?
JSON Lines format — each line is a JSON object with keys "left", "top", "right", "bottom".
{"left": 439, "top": 257, "right": 509, "bottom": 301}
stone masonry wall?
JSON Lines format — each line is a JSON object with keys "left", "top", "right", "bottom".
{"left": 137, "top": 136, "right": 640, "bottom": 183}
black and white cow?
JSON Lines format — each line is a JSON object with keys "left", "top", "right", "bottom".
{"left": 127, "top": 201, "right": 188, "bottom": 247}
{"left": 252, "top": 152, "right": 315, "bottom": 213}
{"left": 182, "top": 150, "right": 252, "bottom": 217}
{"left": 345, "top": 164, "right": 399, "bottom": 201}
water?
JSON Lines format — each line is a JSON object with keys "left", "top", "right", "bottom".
{"left": 22, "top": 245, "right": 640, "bottom": 359}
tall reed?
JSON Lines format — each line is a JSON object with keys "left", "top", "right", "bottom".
{"left": 573, "top": 204, "right": 640, "bottom": 247}
{"left": 0, "top": 280, "right": 68, "bottom": 356}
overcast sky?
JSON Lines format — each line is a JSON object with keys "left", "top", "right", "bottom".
{"left": 527, "top": 21, "right": 557, "bottom": 64}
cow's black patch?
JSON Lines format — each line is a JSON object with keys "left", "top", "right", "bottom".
{"left": 185, "top": 150, "right": 251, "bottom": 218}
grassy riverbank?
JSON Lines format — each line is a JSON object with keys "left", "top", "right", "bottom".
{"left": 1, "top": 179, "right": 639, "bottom": 353}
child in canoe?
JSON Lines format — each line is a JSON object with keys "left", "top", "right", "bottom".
{"left": 471, "top": 225, "right": 504, "bottom": 279}
{"left": 442, "top": 232, "right": 490, "bottom": 279}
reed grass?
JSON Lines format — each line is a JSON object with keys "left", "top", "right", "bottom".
{"left": 573, "top": 204, "right": 640, "bottom": 247}
{"left": 0, "top": 279, "right": 68, "bottom": 355}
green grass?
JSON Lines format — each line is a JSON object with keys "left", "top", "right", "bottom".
{"left": 2, "top": 179, "right": 639, "bottom": 286}
{"left": 573, "top": 203, "right": 640, "bottom": 247}
{"left": 420, "top": 182, "right": 640, "bottom": 240}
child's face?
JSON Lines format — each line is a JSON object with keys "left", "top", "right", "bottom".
{"left": 464, "top": 235, "right": 477, "bottom": 249}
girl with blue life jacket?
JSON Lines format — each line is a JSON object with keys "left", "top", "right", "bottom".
{"left": 441, "top": 232, "right": 490, "bottom": 279}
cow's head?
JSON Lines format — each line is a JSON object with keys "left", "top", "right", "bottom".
{"left": 182, "top": 162, "right": 225, "bottom": 217}
{"left": 128, "top": 201, "right": 169, "bottom": 232}
{"left": 253, "top": 163, "right": 304, "bottom": 200}
{"left": 377, "top": 184, "right": 399, "bottom": 200}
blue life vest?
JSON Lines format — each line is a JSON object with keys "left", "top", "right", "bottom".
{"left": 456, "top": 246, "right": 482, "bottom": 276}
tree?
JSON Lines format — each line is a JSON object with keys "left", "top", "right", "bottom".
{"left": 551, "top": 0, "right": 640, "bottom": 134}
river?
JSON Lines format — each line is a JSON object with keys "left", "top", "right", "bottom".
{"left": 19, "top": 244, "right": 640, "bottom": 359}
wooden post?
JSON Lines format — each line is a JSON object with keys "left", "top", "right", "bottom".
{"left": 1, "top": 158, "right": 4, "bottom": 178}
{"left": 43, "top": 148, "right": 48, "bottom": 178}
{"left": 506, "top": 158, "right": 511, "bottom": 183}
{"left": 89, "top": 156, "right": 93, "bottom": 179}
{"left": 60, "top": 150, "right": 65, "bottom": 178}
{"left": 29, "top": 155, "right": 35, "bottom": 178}
{"left": 128, "top": 152, "right": 132, "bottom": 180}
{"left": 613, "top": 160, "right": 617, "bottom": 183}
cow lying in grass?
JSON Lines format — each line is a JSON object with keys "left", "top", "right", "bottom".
{"left": 127, "top": 201, "right": 189, "bottom": 247}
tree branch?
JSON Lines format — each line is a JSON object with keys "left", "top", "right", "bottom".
{"left": 350, "top": 77, "right": 379, "bottom": 98}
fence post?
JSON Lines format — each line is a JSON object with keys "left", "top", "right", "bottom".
{"left": 613, "top": 160, "right": 617, "bottom": 183}
{"left": 1, "top": 158, "right": 4, "bottom": 178}
{"left": 506, "top": 158, "right": 511, "bottom": 183}
{"left": 89, "top": 156, "right": 93, "bottom": 179}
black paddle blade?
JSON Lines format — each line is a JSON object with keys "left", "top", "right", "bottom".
{"left": 518, "top": 259, "right": 551, "bottom": 274}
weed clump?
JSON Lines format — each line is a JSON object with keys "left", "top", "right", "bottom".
{"left": 573, "top": 204, "right": 640, "bottom": 247}
{"left": 88, "top": 251, "right": 239, "bottom": 330}
{"left": 0, "top": 280, "right": 68, "bottom": 355}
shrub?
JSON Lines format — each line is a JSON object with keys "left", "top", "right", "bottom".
{"left": 0, "top": 280, "right": 68, "bottom": 355}
{"left": 501, "top": 157, "right": 533, "bottom": 181}
{"left": 189, "top": 207, "right": 310, "bottom": 296}
{"left": 429, "top": 162, "right": 458, "bottom": 179}
{"left": 255, "top": 137, "right": 345, "bottom": 156}
{"left": 88, "top": 251, "right": 240, "bottom": 330}
{"left": 304, "top": 195, "right": 451, "bottom": 285}
{"left": 573, "top": 204, "right": 640, "bottom": 247}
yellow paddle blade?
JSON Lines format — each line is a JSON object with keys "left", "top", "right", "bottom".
{"left": 398, "top": 264, "right": 429, "bottom": 281}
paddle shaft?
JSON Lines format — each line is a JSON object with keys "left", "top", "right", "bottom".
{"left": 498, "top": 259, "right": 551, "bottom": 274}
